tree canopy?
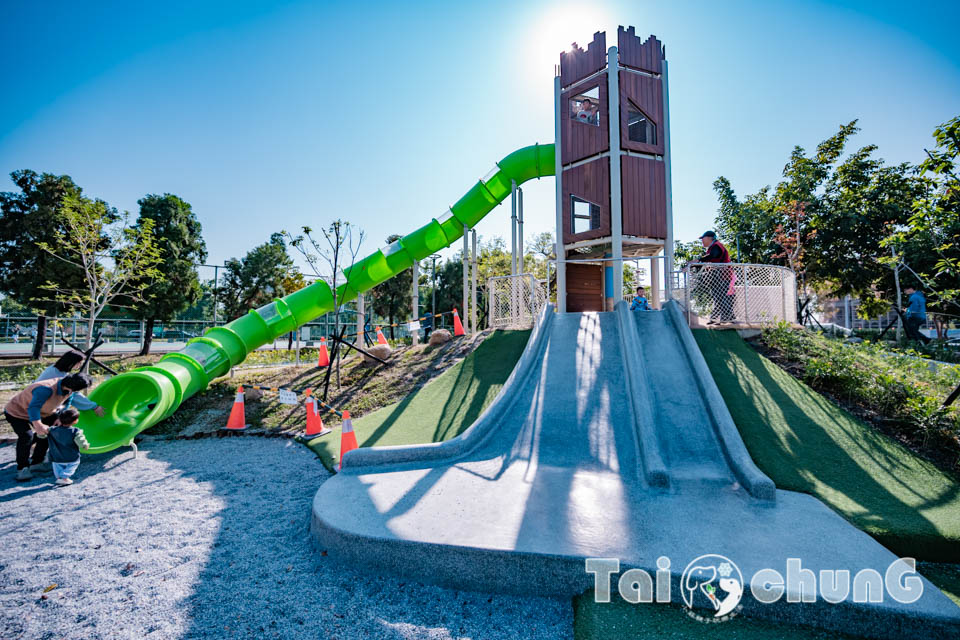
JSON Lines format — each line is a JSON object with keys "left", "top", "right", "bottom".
{"left": 220, "top": 233, "right": 296, "bottom": 321}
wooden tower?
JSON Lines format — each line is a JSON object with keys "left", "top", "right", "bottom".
{"left": 553, "top": 27, "right": 674, "bottom": 312}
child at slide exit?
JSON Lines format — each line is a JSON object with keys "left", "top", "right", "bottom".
{"left": 630, "top": 286, "right": 651, "bottom": 311}
{"left": 41, "top": 407, "right": 89, "bottom": 486}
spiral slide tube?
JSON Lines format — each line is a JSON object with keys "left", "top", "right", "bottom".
{"left": 79, "top": 144, "right": 555, "bottom": 453}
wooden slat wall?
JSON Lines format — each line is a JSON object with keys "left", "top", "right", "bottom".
{"left": 617, "top": 27, "right": 662, "bottom": 75}
{"left": 562, "top": 158, "right": 610, "bottom": 245}
{"left": 619, "top": 71, "right": 664, "bottom": 155}
{"left": 561, "top": 80, "right": 609, "bottom": 165}
{"left": 621, "top": 156, "right": 666, "bottom": 240}
{"left": 566, "top": 263, "right": 603, "bottom": 312}
{"left": 560, "top": 31, "right": 606, "bottom": 88}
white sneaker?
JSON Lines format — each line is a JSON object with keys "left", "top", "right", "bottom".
{"left": 16, "top": 468, "right": 33, "bottom": 481}
{"left": 55, "top": 477, "right": 73, "bottom": 486}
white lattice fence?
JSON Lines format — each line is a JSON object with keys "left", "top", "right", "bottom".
{"left": 677, "top": 263, "right": 797, "bottom": 325}
{"left": 488, "top": 274, "right": 547, "bottom": 329}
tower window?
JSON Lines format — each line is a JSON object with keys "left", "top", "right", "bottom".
{"left": 627, "top": 101, "right": 657, "bottom": 145}
{"left": 571, "top": 196, "right": 601, "bottom": 234}
{"left": 570, "top": 86, "right": 600, "bottom": 127}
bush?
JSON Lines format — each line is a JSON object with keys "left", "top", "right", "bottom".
{"left": 759, "top": 326, "right": 960, "bottom": 465}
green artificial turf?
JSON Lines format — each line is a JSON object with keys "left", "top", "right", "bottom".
{"left": 693, "top": 329, "right": 960, "bottom": 563}
{"left": 306, "top": 329, "right": 529, "bottom": 470}
{"left": 573, "top": 592, "right": 862, "bottom": 640}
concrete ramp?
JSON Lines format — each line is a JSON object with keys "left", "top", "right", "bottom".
{"left": 312, "top": 303, "right": 960, "bottom": 639}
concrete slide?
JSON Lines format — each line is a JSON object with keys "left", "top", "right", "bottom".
{"left": 312, "top": 303, "right": 960, "bottom": 638}
{"left": 77, "top": 144, "right": 554, "bottom": 453}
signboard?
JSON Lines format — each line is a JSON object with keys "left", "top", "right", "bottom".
{"left": 407, "top": 321, "right": 421, "bottom": 331}
{"left": 278, "top": 389, "right": 299, "bottom": 405}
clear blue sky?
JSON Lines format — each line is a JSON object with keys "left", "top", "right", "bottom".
{"left": 1, "top": 0, "right": 958, "bottom": 273}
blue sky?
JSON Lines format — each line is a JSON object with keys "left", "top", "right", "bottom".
{"left": 1, "top": 0, "right": 958, "bottom": 273}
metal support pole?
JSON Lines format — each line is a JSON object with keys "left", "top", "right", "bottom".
{"left": 471, "top": 230, "right": 478, "bottom": 334}
{"left": 431, "top": 255, "right": 438, "bottom": 318}
{"left": 607, "top": 46, "right": 623, "bottom": 305}
{"left": 213, "top": 265, "right": 219, "bottom": 325}
{"left": 651, "top": 257, "right": 661, "bottom": 309}
{"left": 510, "top": 180, "right": 518, "bottom": 276}
{"left": 518, "top": 187, "right": 524, "bottom": 273}
{"left": 463, "top": 223, "right": 469, "bottom": 332}
{"left": 554, "top": 75, "right": 566, "bottom": 312}
{"left": 411, "top": 260, "right": 419, "bottom": 345}
{"left": 356, "top": 293, "right": 364, "bottom": 350}
{"left": 662, "top": 59, "right": 675, "bottom": 299}
{"left": 892, "top": 246, "right": 902, "bottom": 341}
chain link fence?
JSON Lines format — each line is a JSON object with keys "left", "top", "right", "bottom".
{"left": 488, "top": 274, "right": 547, "bottom": 329}
{"left": 675, "top": 263, "right": 797, "bottom": 326}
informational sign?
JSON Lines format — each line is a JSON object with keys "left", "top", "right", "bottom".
{"left": 407, "top": 321, "right": 421, "bottom": 331}
{"left": 300, "top": 326, "right": 311, "bottom": 341}
{"left": 278, "top": 389, "right": 299, "bottom": 405}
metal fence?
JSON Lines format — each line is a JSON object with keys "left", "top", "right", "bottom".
{"left": 675, "top": 263, "right": 798, "bottom": 327}
{"left": 488, "top": 274, "right": 547, "bottom": 329}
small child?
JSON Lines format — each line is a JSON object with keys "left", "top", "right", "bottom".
{"left": 630, "top": 287, "right": 651, "bottom": 311}
{"left": 43, "top": 407, "right": 88, "bottom": 486}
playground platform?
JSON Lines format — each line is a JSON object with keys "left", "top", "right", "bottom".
{"left": 312, "top": 303, "right": 960, "bottom": 639}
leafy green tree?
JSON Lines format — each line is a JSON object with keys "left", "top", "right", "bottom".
{"left": 36, "top": 194, "right": 163, "bottom": 349}
{"left": 370, "top": 234, "right": 412, "bottom": 339}
{"left": 220, "top": 233, "right": 296, "bottom": 321}
{"left": 884, "top": 115, "right": 960, "bottom": 317}
{"left": 673, "top": 240, "right": 704, "bottom": 269}
{"left": 0, "top": 170, "right": 87, "bottom": 357}
{"left": 130, "top": 194, "right": 207, "bottom": 354}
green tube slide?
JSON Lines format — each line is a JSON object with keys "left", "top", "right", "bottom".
{"left": 80, "top": 143, "right": 555, "bottom": 453}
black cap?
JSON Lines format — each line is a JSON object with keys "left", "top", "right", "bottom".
{"left": 699, "top": 230, "right": 716, "bottom": 239}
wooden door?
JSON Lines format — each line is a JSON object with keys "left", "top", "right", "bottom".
{"left": 566, "top": 263, "right": 603, "bottom": 312}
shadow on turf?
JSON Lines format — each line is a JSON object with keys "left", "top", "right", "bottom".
{"left": 696, "top": 330, "right": 960, "bottom": 562}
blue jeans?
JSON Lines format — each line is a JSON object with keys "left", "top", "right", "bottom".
{"left": 52, "top": 460, "right": 80, "bottom": 479}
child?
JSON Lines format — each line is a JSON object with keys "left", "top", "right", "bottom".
{"left": 629, "top": 286, "right": 651, "bottom": 311}
{"left": 43, "top": 407, "right": 88, "bottom": 486}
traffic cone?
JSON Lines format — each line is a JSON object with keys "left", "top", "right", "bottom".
{"left": 317, "top": 337, "right": 330, "bottom": 367}
{"left": 375, "top": 326, "right": 388, "bottom": 345}
{"left": 452, "top": 308, "right": 465, "bottom": 336}
{"left": 303, "top": 398, "right": 331, "bottom": 440}
{"left": 338, "top": 410, "right": 359, "bottom": 469}
{"left": 223, "top": 385, "right": 248, "bottom": 430}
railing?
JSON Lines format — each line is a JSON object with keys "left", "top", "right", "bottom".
{"left": 674, "top": 263, "right": 797, "bottom": 327}
{"left": 488, "top": 274, "right": 547, "bottom": 329}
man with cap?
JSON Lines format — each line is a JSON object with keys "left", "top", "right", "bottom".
{"left": 698, "top": 230, "right": 735, "bottom": 324}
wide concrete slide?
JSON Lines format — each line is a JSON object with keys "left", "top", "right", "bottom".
{"left": 312, "top": 305, "right": 960, "bottom": 638}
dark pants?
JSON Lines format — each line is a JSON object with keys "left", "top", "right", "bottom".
{"left": 905, "top": 317, "right": 931, "bottom": 344}
{"left": 5, "top": 412, "right": 48, "bottom": 470}
{"left": 710, "top": 283, "right": 735, "bottom": 322}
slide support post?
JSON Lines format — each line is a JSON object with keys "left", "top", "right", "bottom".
{"left": 553, "top": 75, "right": 566, "bottom": 312}
{"left": 607, "top": 45, "right": 623, "bottom": 306}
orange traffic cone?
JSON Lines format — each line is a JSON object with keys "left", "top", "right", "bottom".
{"left": 317, "top": 337, "right": 330, "bottom": 367}
{"left": 303, "top": 398, "right": 331, "bottom": 440}
{"left": 452, "top": 308, "right": 465, "bottom": 336}
{"left": 224, "top": 385, "right": 248, "bottom": 430}
{"left": 375, "top": 326, "right": 388, "bottom": 345}
{"left": 338, "top": 410, "right": 359, "bottom": 469}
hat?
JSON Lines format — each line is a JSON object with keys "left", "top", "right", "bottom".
{"left": 699, "top": 230, "right": 716, "bottom": 239}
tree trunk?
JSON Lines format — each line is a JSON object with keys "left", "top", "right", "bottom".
{"left": 140, "top": 318, "right": 156, "bottom": 356}
{"left": 85, "top": 315, "right": 96, "bottom": 350}
{"left": 389, "top": 315, "right": 395, "bottom": 340}
{"left": 31, "top": 315, "right": 47, "bottom": 360}
{"left": 287, "top": 331, "right": 294, "bottom": 350}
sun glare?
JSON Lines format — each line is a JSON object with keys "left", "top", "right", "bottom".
{"left": 529, "top": 4, "right": 615, "bottom": 73}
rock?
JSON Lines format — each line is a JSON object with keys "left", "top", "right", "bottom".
{"left": 428, "top": 329, "right": 452, "bottom": 346}
{"left": 362, "top": 343, "right": 392, "bottom": 366}
{"left": 245, "top": 387, "right": 264, "bottom": 401}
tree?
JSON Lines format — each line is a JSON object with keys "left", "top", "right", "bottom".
{"left": 130, "top": 194, "right": 207, "bottom": 355}
{"left": 36, "top": 194, "right": 163, "bottom": 349}
{"left": 220, "top": 233, "right": 296, "bottom": 321}
{"left": 673, "top": 240, "right": 703, "bottom": 269}
{"left": 0, "top": 170, "right": 87, "bottom": 358}
{"left": 286, "top": 221, "right": 364, "bottom": 391}
{"left": 884, "top": 115, "right": 960, "bottom": 316}
{"left": 370, "top": 234, "right": 412, "bottom": 339}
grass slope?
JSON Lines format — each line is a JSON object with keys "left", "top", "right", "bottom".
{"left": 693, "top": 329, "right": 960, "bottom": 563}
{"left": 307, "top": 330, "right": 529, "bottom": 470}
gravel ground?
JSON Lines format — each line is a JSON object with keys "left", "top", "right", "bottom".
{"left": 0, "top": 438, "right": 572, "bottom": 640}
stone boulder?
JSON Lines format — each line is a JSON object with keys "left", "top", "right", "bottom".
{"left": 428, "top": 329, "right": 452, "bottom": 346}
{"left": 362, "top": 343, "right": 392, "bottom": 366}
